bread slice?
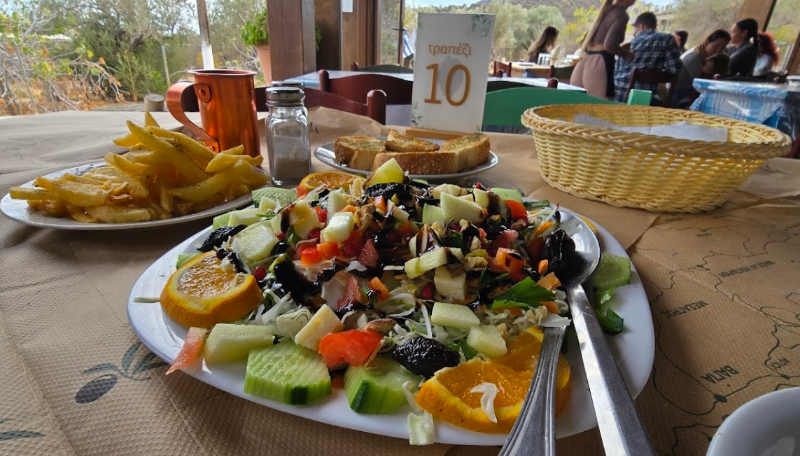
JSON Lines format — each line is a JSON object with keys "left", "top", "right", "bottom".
{"left": 333, "top": 136, "right": 386, "bottom": 170}
{"left": 373, "top": 152, "right": 458, "bottom": 175}
{"left": 440, "top": 133, "right": 491, "bottom": 171}
{"left": 385, "top": 129, "right": 440, "bottom": 152}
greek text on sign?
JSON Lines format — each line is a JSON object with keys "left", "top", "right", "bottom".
{"left": 411, "top": 13, "right": 495, "bottom": 133}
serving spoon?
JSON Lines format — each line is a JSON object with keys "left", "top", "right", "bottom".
{"left": 498, "top": 210, "right": 654, "bottom": 456}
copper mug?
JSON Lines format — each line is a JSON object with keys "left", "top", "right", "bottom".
{"left": 166, "top": 69, "right": 260, "bottom": 157}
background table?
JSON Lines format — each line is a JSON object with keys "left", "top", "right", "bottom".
{"left": 691, "top": 79, "right": 800, "bottom": 142}
{"left": 2, "top": 108, "right": 800, "bottom": 455}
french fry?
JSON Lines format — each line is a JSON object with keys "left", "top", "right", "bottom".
{"left": 113, "top": 134, "right": 140, "bottom": 148}
{"left": 99, "top": 167, "right": 149, "bottom": 198}
{"left": 146, "top": 126, "right": 216, "bottom": 168}
{"left": 104, "top": 153, "right": 152, "bottom": 177}
{"left": 65, "top": 204, "right": 98, "bottom": 223}
{"left": 204, "top": 153, "right": 263, "bottom": 173}
{"left": 86, "top": 205, "right": 152, "bottom": 223}
{"left": 144, "top": 112, "right": 160, "bottom": 128}
{"left": 158, "top": 179, "right": 174, "bottom": 213}
{"left": 125, "top": 150, "right": 163, "bottom": 165}
{"left": 50, "top": 180, "right": 112, "bottom": 206}
{"left": 33, "top": 177, "right": 55, "bottom": 190}
{"left": 169, "top": 161, "right": 250, "bottom": 203}
{"left": 9, "top": 186, "right": 60, "bottom": 201}
{"left": 127, "top": 121, "right": 209, "bottom": 184}
{"left": 220, "top": 145, "right": 245, "bottom": 155}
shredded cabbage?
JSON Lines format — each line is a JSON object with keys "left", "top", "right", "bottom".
{"left": 407, "top": 411, "right": 435, "bottom": 445}
{"left": 402, "top": 380, "right": 423, "bottom": 413}
{"left": 471, "top": 382, "right": 499, "bottom": 423}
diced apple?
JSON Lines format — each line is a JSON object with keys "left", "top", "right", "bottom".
{"left": 213, "top": 213, "right": 231, "bottom": 229}
{"left": 431, "top": 302, "right": 479, "bottom": 329}
{"left": 321, "top": 212, "right": 355, "bottom": 244}
{"left": 434, "top": 266, "right": 467, "bottom": 301}
{"left": 440, "top": 192, "right": 482, "bottom": 223}
{"left": 365, "top": 158, "right": 404, "bottom": 186}
{"left": 422, "top": 204, "right": 445, "bottom": 226}
{"left": 431, "top": 184, "right": 463, "bottom": 199}
{"left": 205, "top": 324, "right": 274, "bottom": 363}
{"left": 259, "top": 196, "right": 278, "bottom": 212}
{"left": 290, "top": 201, "right": 323, "bottom": 238}
{"left": 473, "top": 189, "right": 489, "bottom": 209}
{"left": 227, "top": 208, "right": 263, "bottom": 226}
{"left": 467, "top": 325, "right": 508, "bottom": 358}
{"left": 326, "top": 191, "right": 348, "bottom": 222}
{"left": 234, "top": 222, "right": 278, "bottom": 263}
{"left": 392, "top": 206, "right": 410, "bottom": 222}
{"left": 270, "top": 212, "right": 283, "bottom": 233}
{"left": 294, "top": 305, "right": 344, "bottom": 351}
{"left": 404, "top": 247, "right": 448, "bottom": 279}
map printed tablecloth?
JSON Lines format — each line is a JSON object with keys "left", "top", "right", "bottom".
{"left": 1, "top": 108, "right": 799, "bottom": 456}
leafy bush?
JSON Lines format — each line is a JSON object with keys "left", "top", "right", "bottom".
{"left": 241, "top": 8, "right": 268, "bottom": 46}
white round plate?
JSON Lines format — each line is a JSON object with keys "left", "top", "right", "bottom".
{"left": 127, "top": 209, "right": 654, "bottom": 445}
{"left": 707, "top": 387, "right": 800, "bottom": 456}
{"left": 1, "top": 162, "right": 255, "bottom": 230}
{"left": 314, "top": 142, "right": 499, "bottom": 182}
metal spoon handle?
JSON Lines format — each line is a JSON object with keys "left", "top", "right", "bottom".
{"left": 499, "top": 325, "right": 566, "bottom": 456}
{"left": 568, "top": 285, "right": 655, "bottom": 456}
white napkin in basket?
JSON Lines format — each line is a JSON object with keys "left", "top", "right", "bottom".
{"left": 573, "top": 114, "right": 729, "bottom": 142}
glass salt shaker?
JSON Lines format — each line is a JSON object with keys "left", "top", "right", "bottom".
{"left": 270, "top": 81, "right": 307, "bottom": 117}
{"left": 265, "top": 86, "right": 310, "bottom": 187}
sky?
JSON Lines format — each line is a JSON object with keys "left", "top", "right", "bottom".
{"left": 410, "top": 0, "right": 677, "bottom": 7}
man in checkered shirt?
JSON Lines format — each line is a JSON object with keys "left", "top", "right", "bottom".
{"left": 614, "top": 12, "right": 682, "bottom": 103}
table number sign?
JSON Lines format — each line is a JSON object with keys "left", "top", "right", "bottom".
{"left": 411, "top": 13, "right": 495, "bottom": 133}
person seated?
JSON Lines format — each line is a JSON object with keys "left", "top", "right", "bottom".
{"left": 673, "top": 29, "right": 731, "bottom": 107}
{"left": 673, "top": 30, "right": 688, "bottom": 54}
{"left": 754, "top": 31, "right": 780, "bottom": 77}
{"left": 527, "top": 26, "right": 559, "bottom": 64}
{"left": 613, "top": 12, "right": 682, "bottom": 103}
{"left": 726, "top": 18, "right": 759, "bottom": 76}
{"left": 673, "top": 54, "right": 730, "bottom": 109}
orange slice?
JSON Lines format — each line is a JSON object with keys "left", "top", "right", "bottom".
{"left": 415, "top": 327, "right": 570, "bottom": 433}
{"left": 160, "top": 251, "right": 262, "bottom": 328}
{"left": 299, "top": 171, "right": 358, "bottom": 190}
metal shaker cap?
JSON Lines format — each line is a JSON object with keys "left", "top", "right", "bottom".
{"left": 266, "top": 86, "right": 304, "bottom": 106}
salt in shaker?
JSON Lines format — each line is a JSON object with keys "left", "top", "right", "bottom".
{"left": 265, "top": 86, "right": 311, "bottom": 186}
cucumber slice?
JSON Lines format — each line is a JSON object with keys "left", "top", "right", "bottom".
{"left": 344, "top": 356, "right": 422, "bottom": 414}
{"left": 244, "top": 342, "right": 331, "bottom": 405}
{"left": 592, "top": 253, "right": 632, "bottom": 292}
{"left": 212, "top": 213, "right": 231, "bottom": 229}
{"left": 176, "top": 253, "right": 198, "bottom": 269}
{"left": 252, "top": 187, "right": 297, "bottom": 208}
{"left": 490, "top": 187, "right": 523, "bottom": 203}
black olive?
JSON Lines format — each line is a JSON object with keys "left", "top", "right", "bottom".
{"left": 392, "top": 336, "right": 460, "bottom": 378}
{"left": 198, "top": 225, "right": 247, "bottom": 252}
{"left": 541, "top": 229, "right": 576, "bottom": 276}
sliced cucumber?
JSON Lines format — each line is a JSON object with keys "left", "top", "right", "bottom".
{"left": 490, "top": 188, "right": 523, "bottom": 203}
{"left": 344, "top": 356, "right": 422, "bottom": 414}
{"left": 592, "top": 253, "right": 631, "bottom": 292}
{"left": 176, "top": 253, "right": 198, "bottom": 269}
{"left": 244, "top": 342, "right": 331, "bottom": 405}
{"left": 212, "top": 213, "right": 231, "bottom": 229}
{"left": 252, "top": 187, "right": 297, "bottom": 208}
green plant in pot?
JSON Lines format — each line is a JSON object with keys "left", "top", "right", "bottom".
{"left": 242, "top": 8, "right": 271, "bottom": 84}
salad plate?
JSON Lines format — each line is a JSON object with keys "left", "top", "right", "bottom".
{"left": 1, "top": 162, "right": 254, "bottom": 231}
{"left": 127, "top": 203, "right": 655, "bottom": 445}
{"left": 314, "top": 142, "right": 499, "bottom": 182}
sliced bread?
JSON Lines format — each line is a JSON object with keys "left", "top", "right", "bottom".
{"left": 333, "top": 136, "right": 386, "bottom": 171}
{"left": 385, "top": 129, "right": 440, "bottom": 152}
{"left": 440, "top": 133, "right": 491, "bottom": 171}
{"left": 373, "top": 152, "right": 458, "bottom": 175}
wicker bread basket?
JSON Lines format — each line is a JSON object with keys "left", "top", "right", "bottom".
{"left": 521, "top": 104, "right": 791, "bottom": 213}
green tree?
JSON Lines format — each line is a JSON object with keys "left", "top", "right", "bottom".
{"left": 670, "top": 0, "right": 742, "bottom": 48}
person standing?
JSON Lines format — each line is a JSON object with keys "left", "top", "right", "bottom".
{"left": 569, "top": 0, "right": 636, "bottom": 99}
{"left": 726, "top": 18, "right": 759, "bottom": 76}
{"left": 672, "top": 29, "right": 731, "bottom": 107}
{"left": 613, "top": 12, "right": 682, "bottom": 103}
{"left": 527, "top": 26, "right": 560, "bottom": 64}
{"left": 754, "top": 31, "right": 780, "bottom": 76}
{"left": 673, "top": 30, "right": 688, "bottom": 54}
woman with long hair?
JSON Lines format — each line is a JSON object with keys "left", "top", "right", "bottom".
{"left": 726, "top": 18, "right": 759, "bottom": 76}
{"left": 673, "top": 30, "right": 688, "bottom": 54}
{"left": 569, "top": 0, "right": 636, "bottom": 99}
{"left": 527, "top": 26, "right": 559, "bottom": 63}
{"left": 673, "top": 29, "right": 731, "bottom": 106}
{"left": 754, "top": 31, "right": 780, "bottom": 76}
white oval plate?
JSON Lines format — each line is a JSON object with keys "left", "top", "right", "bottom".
{"left": 127, "top": 209, "right": 654, "bottom": 445}
{"left": 1, "top": 162, "right": 255, "bottom": 230}
{"left": 314, "top": 142, "right": 499, "bottom": 182}
{"left": 707, "top": 387, "right": 800, "bottom": 456}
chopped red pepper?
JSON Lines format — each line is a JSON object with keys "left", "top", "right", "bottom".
{"left": 505, "top": 200, "right": 527, "bottom": 220}
{"left": 314, "top": 207, "right": 327, "bottom": 224}
{"left": 317, "top": 241, "right": 341, "bottom": 260}
{"left": 318, "top": 330, "right": 383, "bottom": 368}
{"left": 487, "top": 230, "right": 519, "bottom": 256}
{"left": 307, "top": 228, "right": 322, "bottom": 241}
{"left": 368, "top": 277, "right": 390, "bottom": 301}
{"left": 495, "top": 247, "right": 526, "bottom": 281}
{"left": 296, "top": 187, "right": 309, "bottom": 197}
{"left": 300, "top": 247, "right": 322, "bottom": 266}
{"left": 341, "top": 231, "right": 365, "bottom": 258}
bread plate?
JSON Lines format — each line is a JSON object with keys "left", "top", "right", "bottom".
{"left": 314, "top": 140, "right": 498, "bottom": 182}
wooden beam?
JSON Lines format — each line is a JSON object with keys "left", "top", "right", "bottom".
{"left": 787, "top": 33, "right": 800, "bottom": 75}
{"left": 267, "top": 0, "right": 317, "bottom": 81}
{"left": 315, "top": 0, "right": 342, "bottom": 70}
{"left": 736, "top": 0, "right": 776, "bottom": 29}
{"left": 196, "top": 0, "right": 214, "bottom": 69}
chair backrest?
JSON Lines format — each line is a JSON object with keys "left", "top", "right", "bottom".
{"left": 549, "top": 65, "right": 575, "bottom": 81}
{"left": 628, "top": 68, "right": 677, "bottom": 107}
{"left": 319, "top": 69, "right": 412, "bottom": 105}
{"left": 492, "top": 61, "right": 512, "bottom": 77}
{"left": 482, "top": 87, "right": 615, "bottom": 128}
{"left": 303, "top": 88, "right": 387, "bottom": 124}
{"left": 350, "top": 63, "right": 413, "bottom": 74}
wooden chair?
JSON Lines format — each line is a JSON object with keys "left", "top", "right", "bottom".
{"left": 626, "top": 69, "right": 678, "bottom": 107}
{"left": 492, "top": 61, "right": 512, "bottom": 78}
{"left": 548, "top": 65, "right": 575, "bottom": 81}
{"left": 482, "top": 86, "right": 615, "bottom": 130}
{"left": 350, "top": 63, "right": 413, "bottom": 74}
{"left": 318, "top": 69, "right": 412, "bottom": 105}
{"left": 252, "top": 87, "right": 386, "bottom": 124}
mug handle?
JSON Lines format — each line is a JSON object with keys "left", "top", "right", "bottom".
{"left": 166, "top": 80, "right": 220, "bottom": 151}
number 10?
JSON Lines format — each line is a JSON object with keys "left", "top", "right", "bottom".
{"left": 424, "top": 63, "right": 471, "bottom": 106}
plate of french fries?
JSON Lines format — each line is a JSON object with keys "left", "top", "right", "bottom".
{"left": 1, "top": 113, "right": 270, "bottom": 230}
